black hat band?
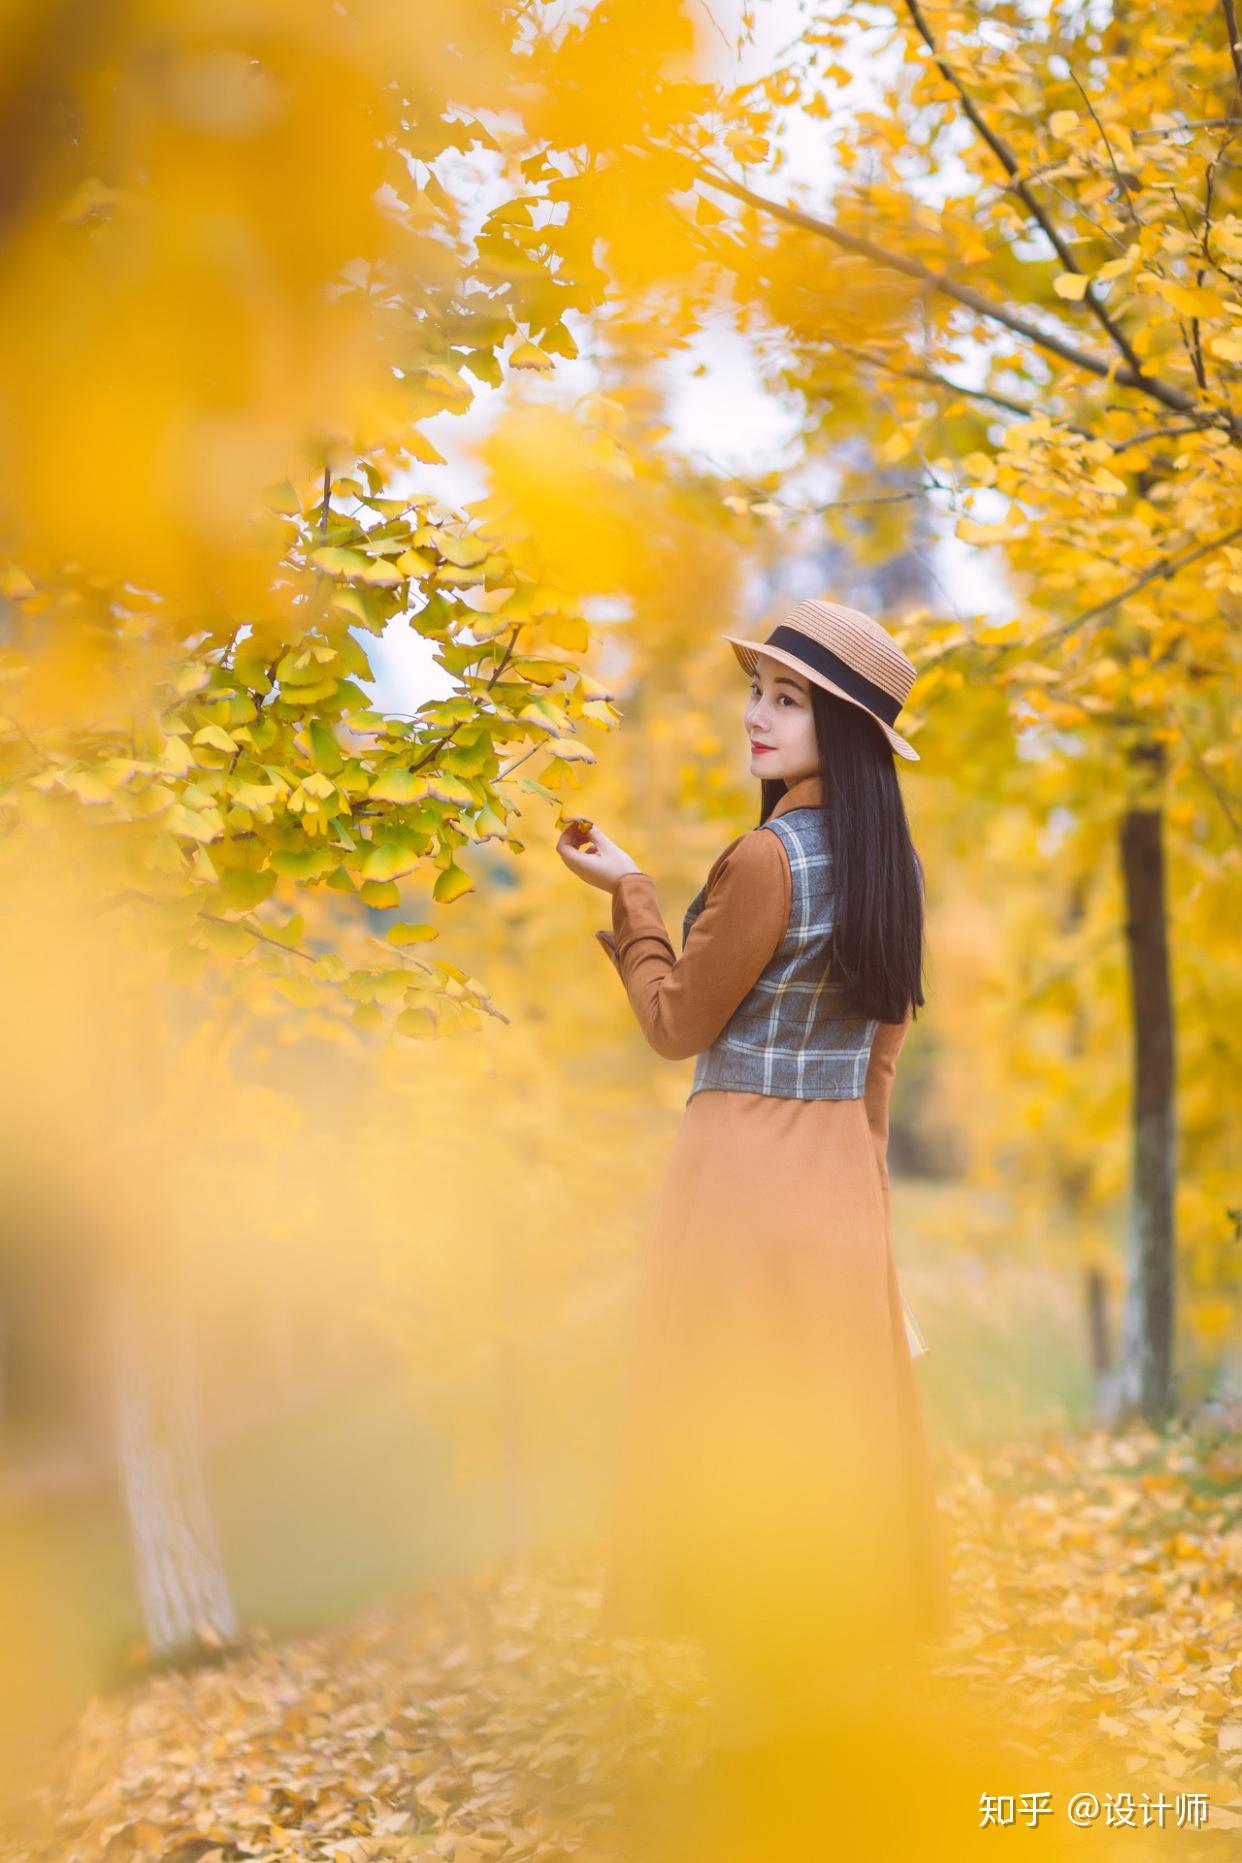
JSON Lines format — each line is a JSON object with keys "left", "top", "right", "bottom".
{"left": 761, "top": 624, "right": 903, "bottom": 726}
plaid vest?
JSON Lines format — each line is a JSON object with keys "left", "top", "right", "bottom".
{"left": 681, "top": 806, "right": 879, "bottom": 1103}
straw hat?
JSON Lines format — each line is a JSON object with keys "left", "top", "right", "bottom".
{"left": 721, "top": 597, "right": 920, "bottom": 762}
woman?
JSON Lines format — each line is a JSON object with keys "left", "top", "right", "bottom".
{"left": 556, "top": 598, "right": 951, "bottom": 1724}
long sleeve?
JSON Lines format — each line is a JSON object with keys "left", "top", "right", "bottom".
{"left": 595, "top": 829, "right": 791, "bottom": 1062}
{"left": 862, "top": 1008, "right": 913, "bottom": 1230}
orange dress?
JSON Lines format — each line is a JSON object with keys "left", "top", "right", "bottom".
{"left": 594, "top": 775, "right": 950, "bottom": 1685}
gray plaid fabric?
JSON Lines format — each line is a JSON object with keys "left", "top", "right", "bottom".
{"left": 681, "top": 806, "right": 879, "bottom": 1103}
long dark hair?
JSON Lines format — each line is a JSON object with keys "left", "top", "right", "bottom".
{"left": 758, "top": 685, "right": 926, "bottom": 1025}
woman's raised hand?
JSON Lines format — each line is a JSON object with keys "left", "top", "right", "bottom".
{"left": 555, "top": 817, "right": 644, "bottom": 895}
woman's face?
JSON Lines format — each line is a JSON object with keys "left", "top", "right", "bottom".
{"left": 744, "top": 654, "right": 819, "bottom": 786}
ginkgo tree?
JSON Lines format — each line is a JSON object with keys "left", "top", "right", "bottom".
{"left": 5, "top": 0, "right": 1237, "bottom": 1669}
{"left": 0, "top": 0, "right": 697, "bottom": 1660}
{"left": 0, "top": 0, "right": 788, "bottom": 1663}
{"left": 0, "top": 8, "right": 634, "bottom": 1048}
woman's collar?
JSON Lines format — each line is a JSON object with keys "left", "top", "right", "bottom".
{"left": 769, "top": 773, "right": 824, "bottom": 818}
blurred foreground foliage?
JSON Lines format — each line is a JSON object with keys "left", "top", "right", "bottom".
{"left": 2, "top": 1404, "right": 1241, "bottom": 1861}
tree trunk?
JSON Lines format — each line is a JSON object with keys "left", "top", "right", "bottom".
{"left": 106, "top": 1263, "right": 238, "bottom": 1660}
{"left": 1085, "top": 1265, "right": 1122, "bottom": 1424}
{"left": 497, "top": 1332, "right": 531, "bottom": 1562}
{"left": 1116, "top": 746, "right": 1178, "bottom": 1427}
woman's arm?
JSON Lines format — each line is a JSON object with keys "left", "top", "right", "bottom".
{"left": 597, "top": 829, "right": 791, "bottom": 1061}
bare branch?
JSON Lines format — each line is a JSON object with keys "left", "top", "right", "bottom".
{"left": 1066, "top": 66, "right": 1142, "bottom": 229}
{"left": 200, "top": 912, "right": 321, "bottom": 966}
{"left": 818, "top": 340, "right": 1047, "bottom": 420}
{"left": 497, "top": 741, "right": 548, "bottom": 779}
{"left": 735, "top": 483, "right": 951, "bottom": 516}
{"left": 1175, "top": 716, "right": 1241, "bottom": 838}
{"left": 1108, "top": 422, "right": 1211, "bottom": 450}
{"left": 813, "top": 486, "right": 946, "bottom": 511}
{"left": 1132, "top": 117, "right": 1242, "bottom": 137}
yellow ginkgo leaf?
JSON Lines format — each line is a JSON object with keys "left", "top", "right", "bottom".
{"left": 1154, "top": 279, "right": 1227, "bottom": 319}
{"left": 1053, "top": 272, "right": 1091, "bottom": 300}
{"left": 358, "top": 879, "right": 401, "bottom": 909}
{"left": 395, "top": 549, "right": 435, "bottom": 576}
{"left": 396, "top": 1005, "right": 438, "bottom": 1038}
{"left": 308, "top": 545, "right": 370, "bottom": 576}
{"left": 956, "top": 518, "right": 1020, "bottom": 545}
{"left": 386, "top": 922, "right": 438, "bottom": 945}
{"left": 192, "top": 725, "right": 238, "bottom": 756}
{"left": 974, "top": 619, "right": 1022, "bottom": 643}
{"left": 359, "top": 841, "right": 422, "bottom": 883}
{"left": 358, "top": 559, "right": 402, "bottom": 586}
{"left": 433, "top": 860, "right": 474, "bottom": 904}
{"left": 878, "top": 428, "right": 913, "bottom": 462}
{"left": 406, "top": 429, "right": 447, "bottom": 465}
{"left": 1, "top": 564, "right": 35, "bottom": 598}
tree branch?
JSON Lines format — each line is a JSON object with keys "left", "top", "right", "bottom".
{"left": 693, "top": 164, "right": 1203, "bottom": 421}
{"left": 1066, "top": 65, "right": 1142, "bottom": 229}
{"left": 1176, "top": 715, "right": 1241, "bottom": 839}
{"left": 0, "top": 0, "right": 120, "bottom": 245}
{"left": 824, "top": 338, "right": 1087, "bottom": 426}
{"left": 1133, "top": 117, "right": 1242, "bottom": 137}
{"left": 1031, "top": 519, "right": 1242, "bottom": 647}
{"left": 1221, "top": 0, "right": 1242, "bottom": 94}
{"left": 901, "top": 0, "right": 1150, "bottom": 377}
{"left": 731, "top": 482, "right": 949, "bottom": 516}
{"left": 197, "top": 912, "right": 321, "bottom": 965}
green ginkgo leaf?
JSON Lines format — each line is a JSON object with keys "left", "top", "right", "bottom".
{"left": 219, "top": 867, "right": 276, "bottom": 912}
{"left": 396, "top": 1005, "right": 438, "bottom": 1038}
{"left": 308, "top": 722, "right": 344, "bottom": 774}
{"left": 269, "top": 847, "right": 339, "bottom": 879}
{"left": 368, "top": 766, "right": 426, "bottom": 803}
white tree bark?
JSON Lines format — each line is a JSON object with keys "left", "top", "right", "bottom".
{"left": 106, "top": 1266, "right": 238, "bottom": 1659}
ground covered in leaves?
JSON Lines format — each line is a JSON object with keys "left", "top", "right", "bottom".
{"left": 2, "top": 1405, "right": 1240, "bottom": 1862}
